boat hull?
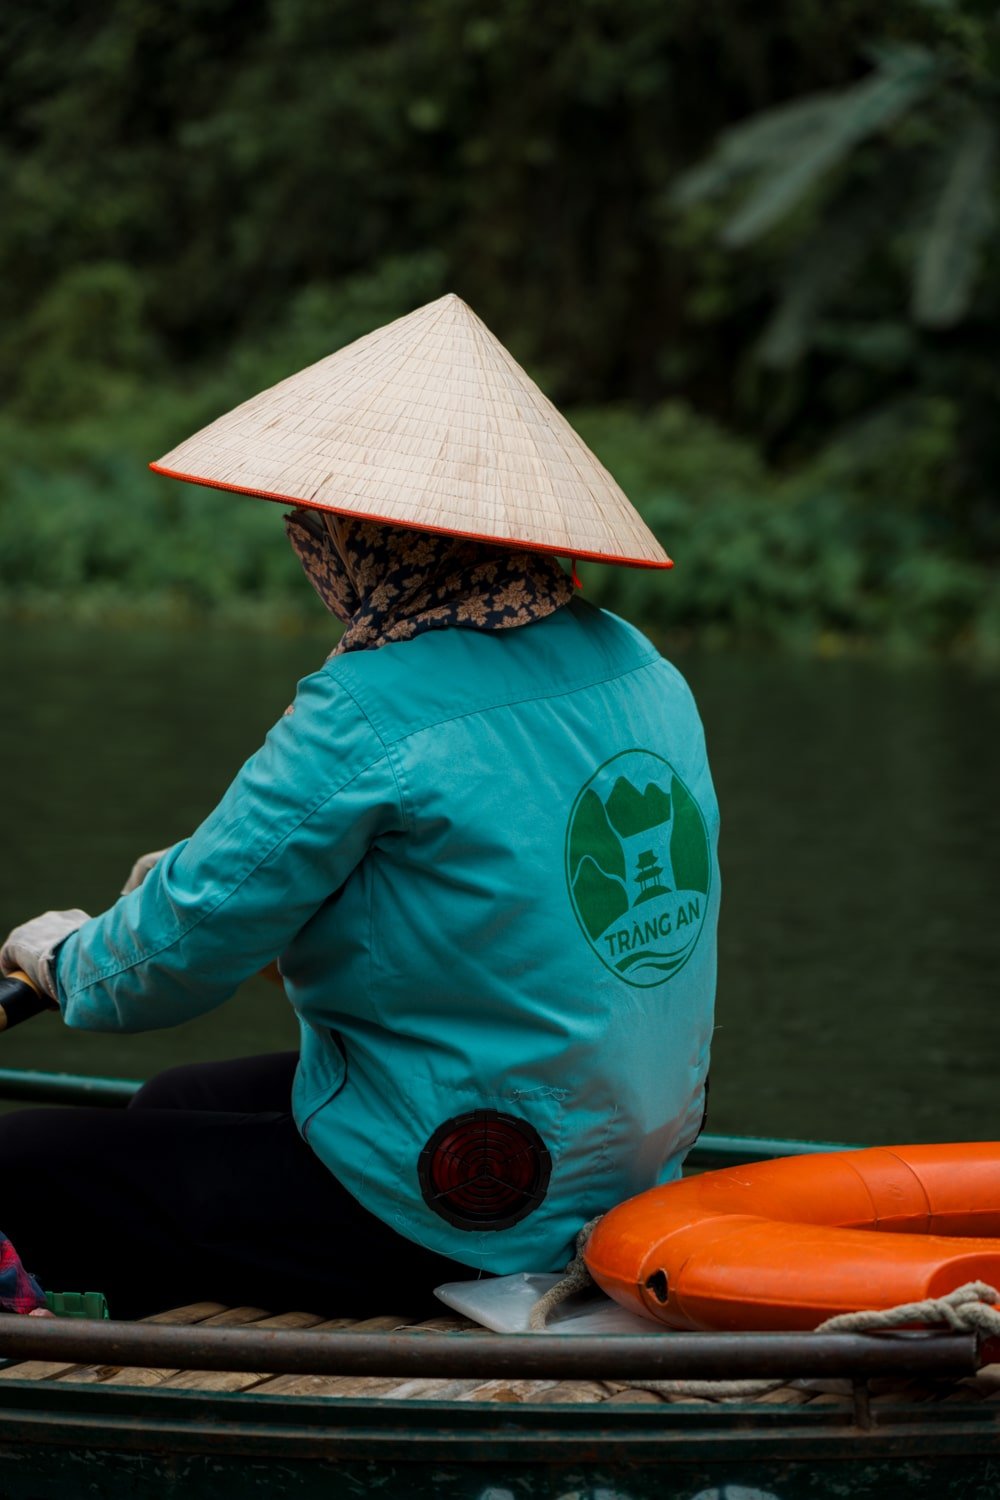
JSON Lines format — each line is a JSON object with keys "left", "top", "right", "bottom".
{"left": 0, "top": 1378, "right": 998, "bottom": 1499}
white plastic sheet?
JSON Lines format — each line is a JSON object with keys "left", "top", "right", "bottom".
{"left": 434, "top": 1271, "right": 660, "bottom": 1335}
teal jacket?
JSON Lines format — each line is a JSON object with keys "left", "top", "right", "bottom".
{"left": 55, "top": 600, "right": 720, "bottom": 1273}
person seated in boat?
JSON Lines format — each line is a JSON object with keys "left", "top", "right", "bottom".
{"left": 0, "top": 295, "right": 719, "bottom": 1319}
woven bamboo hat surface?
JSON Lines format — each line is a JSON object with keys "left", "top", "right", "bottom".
{"left": 152, "top": 293, "right": 671, "bottom": 568}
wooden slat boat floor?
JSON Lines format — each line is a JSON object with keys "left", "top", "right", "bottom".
{"left": 2, "top": 1302, "right": 998, "bottom": 1406}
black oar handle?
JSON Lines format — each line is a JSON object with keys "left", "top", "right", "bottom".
{"left": 0, "top": 972, "right": 55, "bottom": 1032}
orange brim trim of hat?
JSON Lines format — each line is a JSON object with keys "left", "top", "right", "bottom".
{"left": 149, "top": 463, "right": 675, "bottom": 571}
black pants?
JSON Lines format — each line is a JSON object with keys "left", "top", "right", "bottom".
{"left": 0, "top": 1053, "right": 468, "bottom": 1320}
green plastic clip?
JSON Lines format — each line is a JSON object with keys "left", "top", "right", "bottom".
{"left": 44, "top": 1290, "right": 109, "bottom": 1320}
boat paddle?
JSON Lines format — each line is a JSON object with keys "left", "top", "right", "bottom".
{"left": 0, "top": 971, "right": 57, "bottom": 1033}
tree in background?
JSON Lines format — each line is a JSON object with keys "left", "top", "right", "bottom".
{"left": 0, "top": 0, "right": 996, "bottom": 652}
{"left": 673, "top": 0, "right": 1000, "bottom": 543}
{"left": 1, "top": 0, "right": 942, "bottom": 413}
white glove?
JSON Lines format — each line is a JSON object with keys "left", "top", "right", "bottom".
{"left": 121, "top": 848, "right": 171, "bottom": 896}
{"left": 0, "top": 909, "right": 90, "bottom": 1001}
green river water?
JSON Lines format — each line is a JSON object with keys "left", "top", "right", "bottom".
{"left": 2, "top": 619, "right": 997, "bottom": 1146}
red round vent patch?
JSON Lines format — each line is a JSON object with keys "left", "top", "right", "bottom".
{"left": 418, "top": 1109, "right": 551, "bottom": 1231}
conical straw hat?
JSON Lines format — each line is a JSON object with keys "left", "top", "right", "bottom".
{"left": 151, "top": 294, "right": 671, "bottom": 569}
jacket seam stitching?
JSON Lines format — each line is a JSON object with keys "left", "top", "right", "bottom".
{"left": 62, "top": 750, "right": 392, "bottom": 998}
{"left": 332, "top": 652, "right": 661, "bottom": 750}
{"left": 392, "top": 654, "right": 661, "bottom": 746}
{"left": 327, "top": 675, "right": 412, "bottom": 834}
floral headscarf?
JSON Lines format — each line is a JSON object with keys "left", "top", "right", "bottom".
{"left": 285, "top": 510, "right": 574, "bottom": 656}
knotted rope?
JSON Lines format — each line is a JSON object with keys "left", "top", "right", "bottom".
{"left": 529, "top": 1224, "right": 1000, "bottom": 1401}
{"left": 816, "top": 1280, "right": 1000, "bottom": 1339}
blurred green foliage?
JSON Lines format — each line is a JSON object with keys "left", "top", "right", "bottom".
{"left": 1, "top": 0, "right": 997, "bottom": 655}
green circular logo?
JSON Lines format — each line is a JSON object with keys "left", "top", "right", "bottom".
{"left": 565, "top": 749, "right": 711, "bottom": 988}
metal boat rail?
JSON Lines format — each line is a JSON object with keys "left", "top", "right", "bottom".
{"left": 0, "top": 1314, "right": 978, "bottom": 1382}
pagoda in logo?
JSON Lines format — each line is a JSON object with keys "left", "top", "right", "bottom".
{"left": 633, "top": 849, "right": 670, "bottom": 905}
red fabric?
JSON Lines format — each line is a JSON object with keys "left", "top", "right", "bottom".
{"left": 0, "top": 1231, "right": 45, "bottom": 1314}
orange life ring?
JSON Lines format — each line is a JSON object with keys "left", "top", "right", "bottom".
{"left": 584, "top": 1143, "right": 1000, "bottom": 1331}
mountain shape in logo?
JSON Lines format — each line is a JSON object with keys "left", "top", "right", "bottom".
{"left": 605, "top": 778, "right": 671, "bottom": 839}
{"left": 669, "top": 777, "right": 711, "bottom": 895}
{"left": 572, "top": 856, "right": 629, "bottom": 940}
{"left": 568, "top": 789, "right": 629, "bottom": 939}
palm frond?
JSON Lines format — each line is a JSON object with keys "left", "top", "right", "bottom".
{"left": 913, "top": 112, "right": 997, "bottom": 327}
{"left": 722, "top": 47, "right": 941, "bottom": 247}
{"left": 671, "top": 95, "right": 843, "bottom": 208}
{"left": 757, "top": 163, "right": 914, "bottom": 367}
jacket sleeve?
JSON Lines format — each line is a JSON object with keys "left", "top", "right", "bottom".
{"left": 53, "top": 667, "right": 402, "bottom": 1033}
